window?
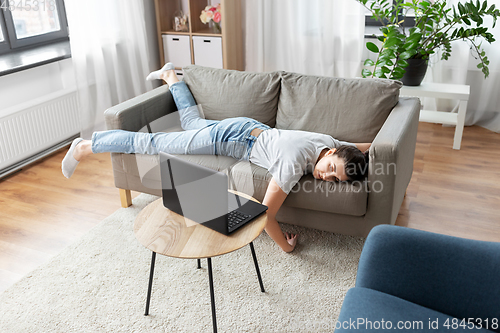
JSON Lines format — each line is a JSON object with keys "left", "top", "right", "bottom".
{"left": 0, "top": 0, "right": 68, "bottom": 54}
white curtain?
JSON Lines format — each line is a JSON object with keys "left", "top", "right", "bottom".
{"left": 65, "top": 0, "right": 159, "bottom": 139}
{"left": 244, "top": 0, "right": 365, "bottom": 78}
{"left": 422, "top": 1, "right": 500, "bottom": 133}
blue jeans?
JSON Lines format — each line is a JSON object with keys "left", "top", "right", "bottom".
{"left": 91, "top": 81, "right": 270, "bottom": 161}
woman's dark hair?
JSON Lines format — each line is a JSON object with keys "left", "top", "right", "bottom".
{"left": 334, "top": 145, "right": 369, "bottom": 182}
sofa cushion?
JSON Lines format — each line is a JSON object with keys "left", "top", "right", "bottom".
{"left": 182, "top": 65, "right": 281, "bottom": 127}
{"left": 276, "top": 72, "right": 402, "bottom": 143}
{"left": 337, "top": 287, "right": 490, "bottom": 332}
{"left": 229, "top": 161, "right": 367, "bottom": 216}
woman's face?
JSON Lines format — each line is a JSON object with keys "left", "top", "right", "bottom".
{"left": 313, "top": 149, "right": 348, "bottom": 182}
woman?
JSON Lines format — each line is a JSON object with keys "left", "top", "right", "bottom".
{"left": 62, "top": 63, "right": 371, "bottom": 252}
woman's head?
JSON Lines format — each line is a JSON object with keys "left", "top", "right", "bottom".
{"left": 313, "top": 146, "right": 369, "bottom": 182}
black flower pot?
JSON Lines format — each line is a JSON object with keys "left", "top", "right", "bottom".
{"left": 401, "top": 58, "right": 428, "bottom": 86}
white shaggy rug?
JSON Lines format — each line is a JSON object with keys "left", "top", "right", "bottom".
{"left": 0, "top": 194, "right": 364, "bottom": 333}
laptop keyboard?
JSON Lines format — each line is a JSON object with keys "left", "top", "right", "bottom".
{"left": 227, "top": 210, "right": 251, "bottom": 232}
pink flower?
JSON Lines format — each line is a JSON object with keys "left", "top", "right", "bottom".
{"left": 209, "top": 6, "right": 216, "bottom": 12}
{"left": 206, "top": 11, "right": 213, "bottom": 19}
{"left": 213, "top": 11, "right": 221, "bottom": 23}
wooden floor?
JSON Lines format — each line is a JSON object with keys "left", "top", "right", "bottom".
{"left": 0, "top": 122, "right": 499, "bottom": 293}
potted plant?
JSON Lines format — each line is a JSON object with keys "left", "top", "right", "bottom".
{"left": 358, "top": 0, "right": 500, "bottom": 85}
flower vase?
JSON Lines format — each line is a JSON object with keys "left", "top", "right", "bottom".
{"left": 210, "top": 21, "right": 221, "bottom": 34}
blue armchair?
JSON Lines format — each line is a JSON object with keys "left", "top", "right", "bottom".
{"left": 337, "top": 225, "right": 500, "bottom": 332}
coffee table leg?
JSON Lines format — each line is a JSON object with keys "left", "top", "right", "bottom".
{"left": 250, "top": 242, "right": 265, "bottom": 292}
{"left": 197, "top": 259, "right": 201, "bottom": 269}
{"left": 207, "top": 258, "right": 217, "bottom": 333}
{"left": 145, "top": 251, "right": 156, "bottom": 316}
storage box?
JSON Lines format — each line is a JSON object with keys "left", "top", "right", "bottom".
{"left": 192, "top": 36, "right": 223, "bottom": 69}
{"left": 162, "top": 34, "right": 192, "bottom": 68}
{"left": 175, "top": 70, "right": 184, "bottom": 80}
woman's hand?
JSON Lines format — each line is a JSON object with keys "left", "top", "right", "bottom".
{"left": 262, "top": 178, "right": 299, "bottom": 252}
{"left": 285, "top": 232, "right": 298, "bottom": 250}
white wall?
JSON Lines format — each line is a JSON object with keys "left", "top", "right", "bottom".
{"left": 0, "top": 59, "right": 76, "bottom": 116}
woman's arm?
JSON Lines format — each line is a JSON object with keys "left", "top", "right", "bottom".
{"left": 354, "top": 143, "right": 371, "bottom": 152}
{"left": 262, "top": 178, "right": 298, "bottom": 252}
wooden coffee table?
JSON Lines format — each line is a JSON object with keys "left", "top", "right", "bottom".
{"left": 134, "top": 190, "right": 267, "bottom": 333}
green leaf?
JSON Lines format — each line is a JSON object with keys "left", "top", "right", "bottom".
{"left": 403, "top": 42, "right": 419, "bottom": 51}
{"left": 364, "top": 59, "right": 375, "bottom": 66}
{"left": 399, "top": 51, "right": 414, "bottom": 60}
{"left": 366, "top": 42, "right": 380, "bottom": 53}
{"left": 470, "top": 1, "right": 479, "bottom": 15}
{"left": 380, "top": 48, "right": 396, "bottom": 58}
{"left": 458, "top": 2, "right": 466, "bottom": 15}
{"left": 381, "top": 66, "right": 391, "bottom": 74}
{"left": 378, "top": 59, "right": 394, "bottom": 67}
{"left": 393, "top": 67, "right": 407, "bottom": 77}
{"left": 394, "top": 66, "right": 406, "bottom": 74}
{"left": 397, "top": 59, "right": 409, "bottom": 68}
{"left": 384, "top": 37, "right": 401, "bottom": 48}
{"left": 477, "top": 63, "right": 483, "bottom": 68}
{"left": 407, "top": 33, "right": 423, "bottom": 43}
{"left": 420, "top": 1, "right": 430, "bottom": 9}
{"left": 361, "top": 69, "right": 372, "bottom": 78}
{"left": 482, "top": 0, "right": 488, "bottom": 11}
{"left": 374, "top": 69, "right": 387, "bottom": 79}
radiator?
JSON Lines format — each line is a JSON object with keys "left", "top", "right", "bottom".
{"left": 0, "top": 88, "right": 80, "bottom": 176}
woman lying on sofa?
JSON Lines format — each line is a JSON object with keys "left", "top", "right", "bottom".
{"left": 62, "top": 63, "right": 371, "bottom": 253}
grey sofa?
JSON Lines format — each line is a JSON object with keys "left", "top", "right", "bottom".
{"left": 104, "top": 65, "right": 420, "bottom": 237}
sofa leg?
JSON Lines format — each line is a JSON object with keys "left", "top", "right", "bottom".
{"left": 120, "top": 189, "right": 132, "bottom": 208}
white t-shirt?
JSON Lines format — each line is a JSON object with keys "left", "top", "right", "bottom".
{"left": 249, "top": 128, "right": 356, "bottom": 194}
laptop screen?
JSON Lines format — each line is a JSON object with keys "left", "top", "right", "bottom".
{"left": 160, "top": 152, "right": 229, "bottom": 224}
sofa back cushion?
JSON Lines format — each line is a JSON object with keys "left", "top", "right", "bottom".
{"left": 276, "top": 72, "right": 402, "bottom": 143}
{"left": 183, "top": 65, "right": 281, "bottom": 127}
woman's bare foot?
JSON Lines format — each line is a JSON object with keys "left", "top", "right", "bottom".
{"left": 284, "top": 232, "right": 298, "bottom": 252}
{"left": 161, "top": 68, "right": 180, "bottom": 86}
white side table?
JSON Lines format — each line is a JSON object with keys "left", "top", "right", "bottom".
{"left": 400, "top": 82, "right": 470, "bottom": 150}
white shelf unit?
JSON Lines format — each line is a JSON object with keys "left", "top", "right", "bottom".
{"left": 153, "top": 0, "right": 243, "bottom": 71}
{"left": 400, "top": 82, "right": 470, "bottom": 150}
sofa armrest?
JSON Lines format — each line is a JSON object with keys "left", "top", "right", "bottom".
{"left": 365, "top": 97, "right": 420, "bottom": 226}
{"left": 356, "top": 225, "right": 500, "bottom": 327}
{"left": 104, "top": 85, "right": 177, "bottom": 132}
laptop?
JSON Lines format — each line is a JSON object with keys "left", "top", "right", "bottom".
{"left": 159, "top": 152, "right": 268, "bottom": 235}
